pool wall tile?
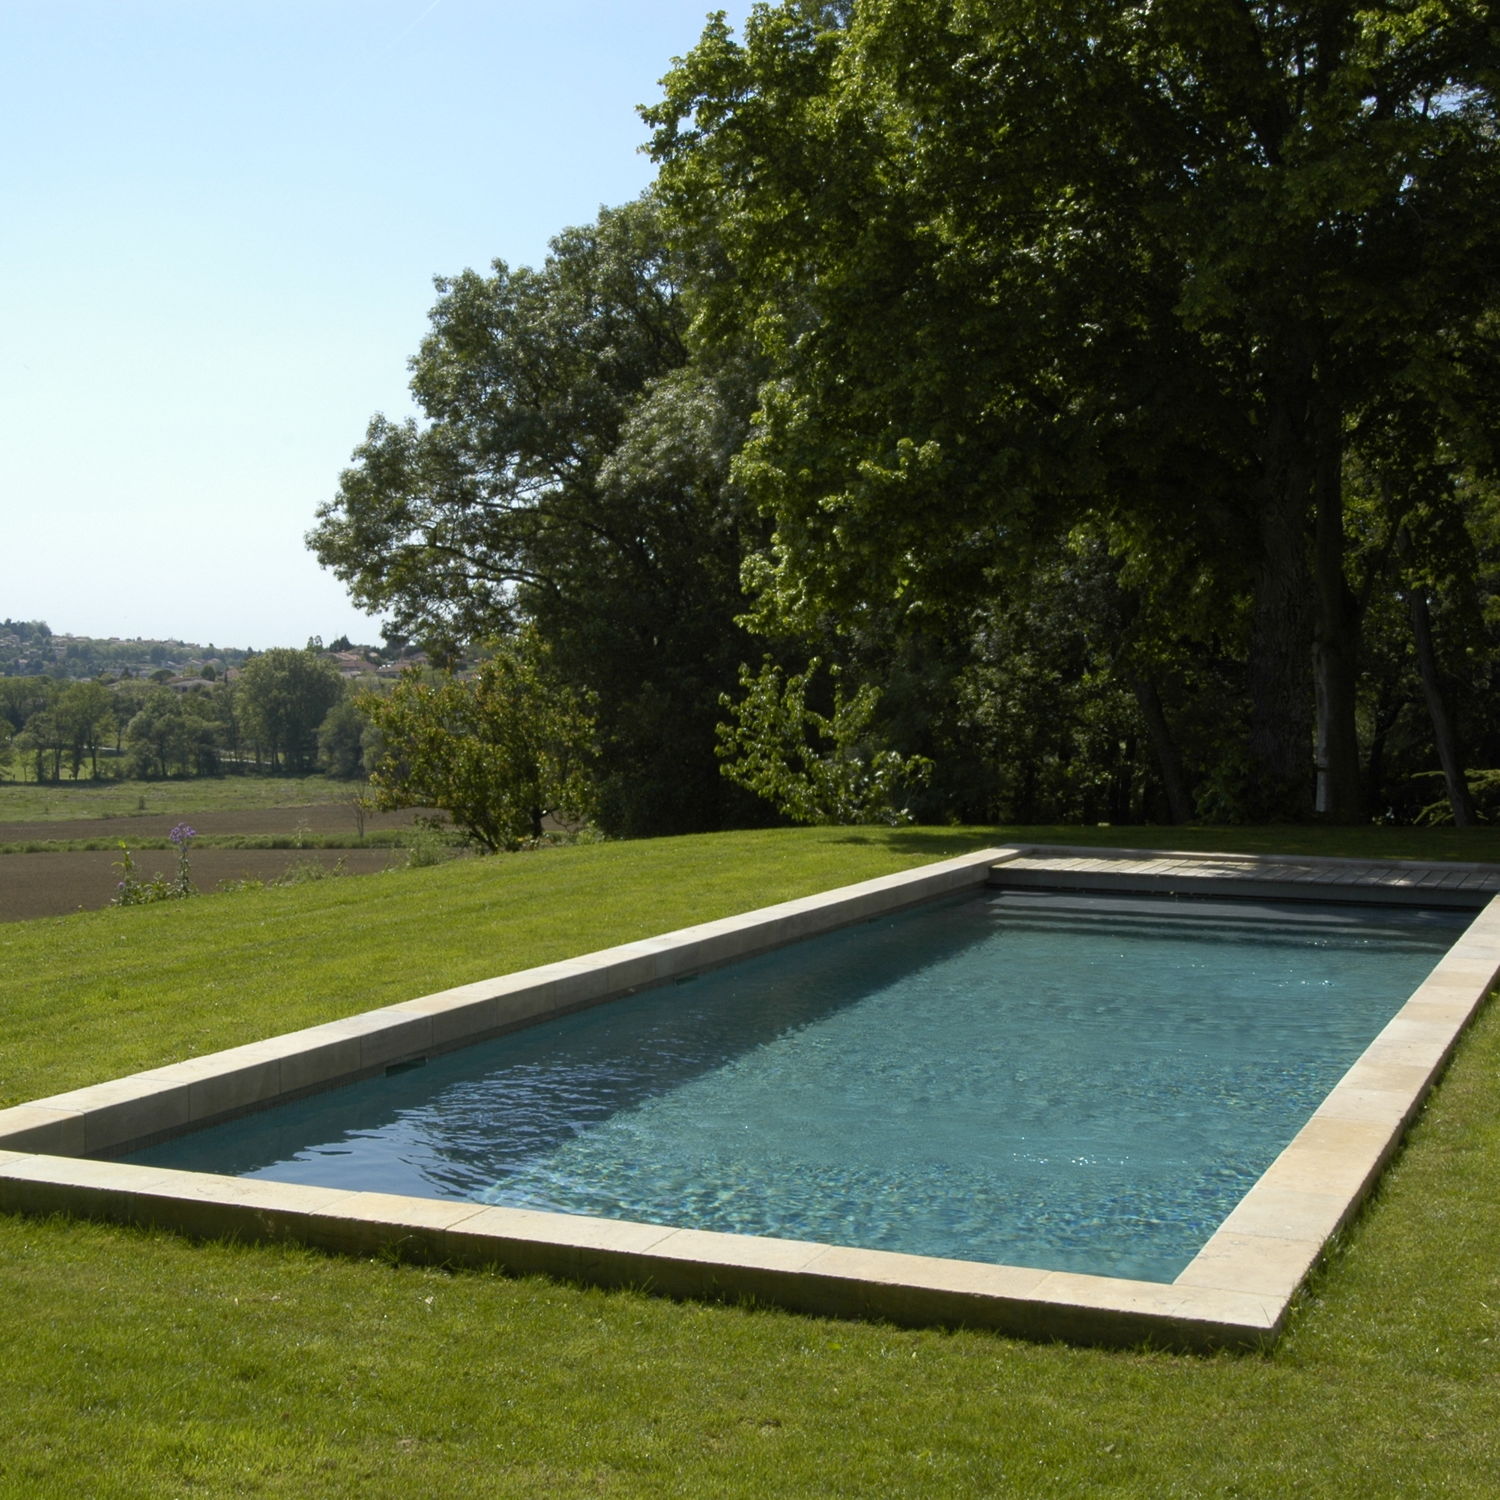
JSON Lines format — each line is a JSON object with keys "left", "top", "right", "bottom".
{"left": 341, "top": 1010, "right": 437, "bottom": 1071}
{"left": 0, "top": 1104, "right": 86, "bottom": 1155}
{"left": 271, "top": 1031, "right": 366, "bottom": 1097}
{"left": 300, "top": 1190, "right": 493, "bottom": 1262}
{"left": 383, "top": 993, "right": 511, "bottom": 1051}
{"left": 44, "top": 1076, "right": 198, "bottom": 1155}
{"left": 443, "top": 1204, "right": 683, "bottom": 1286}
{"left": 171, "top": 1049, "right": 289, "bottom": 1120}
{"left": 653, "top": 1226, "right": 829, "bottom": 1276}
{"left": 1313, "top": 1082, "right": 1422, "bottom": 1130}
{"left": 2, "top": 847, "right": 1495, "bottom": 1353}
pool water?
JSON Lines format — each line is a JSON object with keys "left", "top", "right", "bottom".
{"left": 126, "top": 890, "right": 1469, "bottom": 1283}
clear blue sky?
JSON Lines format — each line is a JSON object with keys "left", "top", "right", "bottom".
{"left": 0, "top": 0, "right": 747, "bottom": 651}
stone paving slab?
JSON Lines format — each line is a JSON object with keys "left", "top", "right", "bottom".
{"left": 994, "top": 845, "right": 1500, "bottom": 901}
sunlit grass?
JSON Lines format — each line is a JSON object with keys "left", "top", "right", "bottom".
{"left": 0, "top": 771, "right": 360, "bottom": 822}
{"left": 2, "top": 826, "right": 1498, "bottom": 1495}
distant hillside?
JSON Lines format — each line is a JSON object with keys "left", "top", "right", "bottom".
{"left": 0, "top": 620, "right": 379, "bottom": 682}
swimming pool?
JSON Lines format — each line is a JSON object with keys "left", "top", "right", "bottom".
{"left": 122, "top": 888, "right": 1468, "bottom": 1283}
{"left": 3, "top": 845, "right": 1498, "bottom": 1348}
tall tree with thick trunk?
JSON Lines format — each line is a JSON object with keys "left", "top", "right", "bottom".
{"left": 648, "top": 0, "right": 1500, "bottom": 821}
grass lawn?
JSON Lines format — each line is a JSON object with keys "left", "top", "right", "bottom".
{"left": 2, "top": 826, "right": 1498, "bottom": 1496}
{"left": 0, "top": 771, "right": 362, "bottom": 823}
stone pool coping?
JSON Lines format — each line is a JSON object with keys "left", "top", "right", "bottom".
{"left": 2, "top": 844, "right": 1497, "bottom": 1351}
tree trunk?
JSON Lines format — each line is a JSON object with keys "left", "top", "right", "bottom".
{"left": 1310, "top": 414, "right": 1363, "bottom": 821}
{"left": 1406, "top": 575, "right": 1478, "bottom": 827}
{"left": 1361, "top": 676, "right": 1403, "bottom": 817}
{"left": 1131, "top": 677, "right": 1194, "bottom": 824}
{"left": 1246, "top": 409, "right": 1313, "bottom": 820}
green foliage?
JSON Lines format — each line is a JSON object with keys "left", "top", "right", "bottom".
{"left": 111, "top": 823, "right": 196, "bottom": 906}
{"left": 309, "top": 195, "right": 760, "bottom": 838}
{"left": 261, "top": 854, "right": 350, "bottom": 888}
{"left": 123, "top": 688, "right": 219, "bottom": 779}
{"left": 401, "top": 815, "right": 455, "bottom": 869}
{"left": 717, "top": 658, "right": 931, "bottom": 825}
{"left": 361, "top": 633, "right": 596, "bottom": 852}
{"left": 648, "top": 0, "right": 1500, "bottom": 821}
{"left": 237, "top": 649, "right": 346, "bottom": 773}
{"left": 1415, "top": 770, "right": 1500, "bottom": 826}
{"left": 53, "top": 680, "right": 115, "bottom": 778}
{"left": 316, "top": 697, "right": 369, "bottom": 780}
{"left": 310, "top": 195, "right": 694, "bottom": 652}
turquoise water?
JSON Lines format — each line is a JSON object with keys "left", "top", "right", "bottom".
{"left": 126, "top": 890, "right": 1468, "bottom": 1282}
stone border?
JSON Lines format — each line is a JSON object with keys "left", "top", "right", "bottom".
{"left": 2, "top": 845, "right": 1497, "bottom": 1351}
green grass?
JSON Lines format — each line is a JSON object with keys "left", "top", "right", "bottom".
{"left": 0, "top": 772, "right": 363, "bottom": 823}
{"left": 2, "top": 826, "right": 1499, "bottom": 1496}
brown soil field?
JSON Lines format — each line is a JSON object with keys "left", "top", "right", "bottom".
{"left": 0, "top": 847, "right": 405, "bottom": 922}
{"left": 0, "top": 804, "right": 445, "bottom": 922}
{"left": 0, "top": 804, "right": 433, "bottom": 845}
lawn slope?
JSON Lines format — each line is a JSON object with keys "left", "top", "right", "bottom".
{"left": 2, "top": 827, "right": 1497, "bottom": 1497}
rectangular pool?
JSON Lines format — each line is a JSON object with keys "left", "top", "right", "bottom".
{"left": 122, "top": 888, "right": 1469, "bottom": 1284}
{"left": 3, "top": 846, "right": 1497, "bottom": 1349}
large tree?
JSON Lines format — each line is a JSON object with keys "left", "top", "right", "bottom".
{"left": 309, "top": 195, "right": 761, "bottom": 835}
{"left": 236, "top": 649, "right": 345, "bottom": 773}
{"left": 647, "top": 0, "right": 1500, "bottom": 821}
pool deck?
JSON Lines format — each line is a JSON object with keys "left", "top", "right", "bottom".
{"left": 990, "top": 843, "right": 1500, "bottom": 903}
{"left": 2, "top": 843, "right": 1498, "bottom": 1352}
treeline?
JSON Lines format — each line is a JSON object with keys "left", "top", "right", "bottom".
{"left": 0, "top": 650, "right": 374, "bottom": 784}
{"left": 308, "top": 3, "right": 1500, "bottom": 833}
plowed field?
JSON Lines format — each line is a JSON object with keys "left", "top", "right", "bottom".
{"left": 0, "top": 804, "right": 438, "bottom": 922}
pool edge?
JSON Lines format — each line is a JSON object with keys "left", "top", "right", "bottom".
{"left": 2, "top": 844, "right": 1497, "bottom": 1353}
{"left": 1173, "top": 890, "right": 1500, "bottom": 1310}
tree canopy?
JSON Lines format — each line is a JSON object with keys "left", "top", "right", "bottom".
{"left": 360, "top": 633, "right": 596, "bottom": 852}
{"left": 297, "top": 1, "right": 1500, "bottom": 833}
{"left": 646, "top": 0, "right": 1500, "bottom": 821}
{"left": 236, "top": 649, "right": 346, "bottom": 773}
{"left": 309, "top": 195, "right": 764, "bottom": 835}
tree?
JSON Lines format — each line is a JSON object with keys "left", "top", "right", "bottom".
{"left": 360, "top": 633, "right": 596, "bottom": 852}
{"left": 123, "top": 689, "right": 218, "bottom": 778}
{"left": 15, "top": 711, "right": 64, "bottom": 782}
{"left": 717, "top": 657, "right": 932, "bottom": 824}
{"left": 54, "top": 680, "right": 115, "bottom": 778}
{"left": 0, "top": 675, "right": 57, "bottom": 738}
{"left": 647, "top": 0, "right": 1500, "bottom": 821}
{"left": 310, "top": 195, "right": 695, "bottom": 648}
{"left": 236, "top": 649, "right": 345, "bottom": 772}
{"left": 317, "top": 697, "right": 370, "bottom": 780}
{"left": 308, "top": 195, "right": 761, "bottom": 836}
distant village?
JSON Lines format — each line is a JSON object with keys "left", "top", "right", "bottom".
{"left": 0, "top": 620, "right": 429, "bottom": 686}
